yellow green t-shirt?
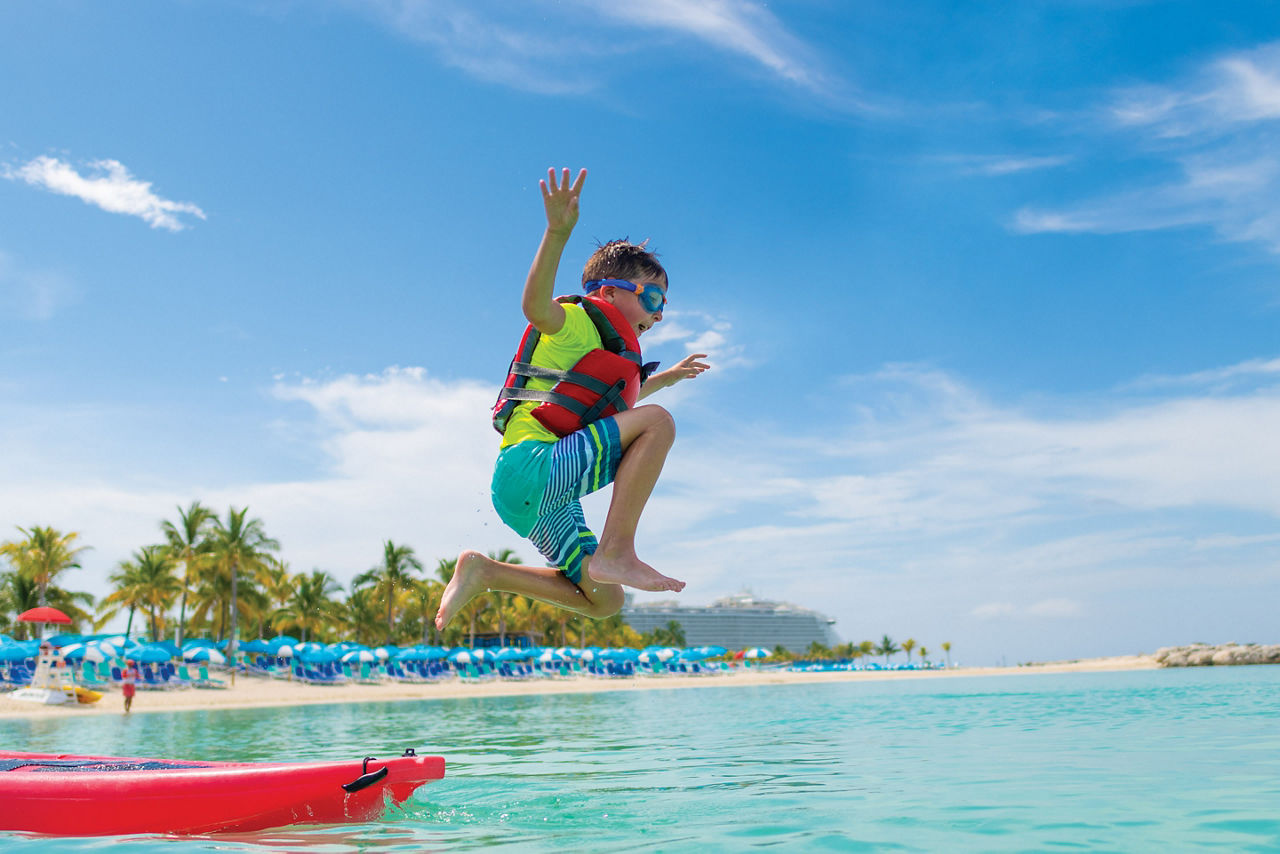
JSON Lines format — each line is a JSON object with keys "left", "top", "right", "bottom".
{"left": 499, "top": 302, "right": 604, "bottom": 448}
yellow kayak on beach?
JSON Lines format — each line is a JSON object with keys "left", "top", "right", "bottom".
{"left": 70, "top": 685, "right": 102, "bottom": 704}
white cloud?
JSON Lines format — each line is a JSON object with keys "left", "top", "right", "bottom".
{"left": 1015, "top": 41, "right": 1280, "bottom": 255}
{"left": 2, "top": 156, "right": 205, "bottom": 231}
{"left": 945, "top": 154, "right": 1073, "bottom": 177}
{"left": 349, "top": 0, "right": 834, "bottom": 98}
{"left": 585, "top": 0, "right": 826, "bottom": 91}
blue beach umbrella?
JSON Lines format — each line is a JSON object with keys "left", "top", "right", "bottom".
{"left": 394, "top": 647, "right": 425, "bottom": 661}
{"left": 239, "top": 639, "right": 272, "bottom": 654}
{"left": 129, "top": 645, "right": 174, "bottom": 664}
{"left": 0, "top": 643, "right": 31, "bottom": 662}
{"left": 268, "top": 634, "right": 299, "bottom": 647}
{"left": 182, "top": 638, "right": 217, "bottom": 650}
{"left": 600, "top": 648, "right": 640, "bottom": 662}
{"left": 495, "top": 648, "right": 531, "bottom": 662}
{"left": 275, "top": 645, "right": 295, "bottom": 659}
{"left": 46, "top": 634, "right": 83, "bottom": 648}
{"left": 341, "top": 649, "right": 376, "bottom": 664}
{"left": 299, "top": 648, "right": 338, "bottom": 665}
{"left": 151, "top": 640, "right": 183, "bottom": 657}
{"left": 61, "top": 643, "right": 106, "bottom": 663}
{"left": 183, "top": 647, "right": 227, "bottom": 664}
{"left": 741, "top": 647, "right": 772, "bottom": 660}
{"left": 373, "top": 645, "right": 398, "bottom": 660}
{"left": 678, "top": 648, "right": 712, "bottom": 662}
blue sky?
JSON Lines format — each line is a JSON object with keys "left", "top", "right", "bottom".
{"left": 3, "top": 1, "right": 1279, "bottom": 664}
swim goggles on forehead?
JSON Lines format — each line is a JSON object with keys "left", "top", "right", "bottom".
{"left": 583, "top": 278, "right": 667, "bottom": 313}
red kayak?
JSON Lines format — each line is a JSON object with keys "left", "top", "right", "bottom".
{"left": 0, "top": 748, "right": 445, "bottom": 836}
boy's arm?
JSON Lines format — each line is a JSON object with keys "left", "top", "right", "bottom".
{"left": 522, "top": 167, "right": 587, "bottom": 335}
{"left": 637, "top": 353, "right": 710, "bottom": 400}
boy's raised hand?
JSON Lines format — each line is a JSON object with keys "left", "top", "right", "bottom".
{"left": 540, "top": 167, "right": 587, "bottom": 237}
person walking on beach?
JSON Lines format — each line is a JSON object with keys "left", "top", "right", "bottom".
{"left": 121, "top": 661, "right": 138, "bottom": 713}
{"left": 436, "top": 167, "right": 709, "bottom": 630}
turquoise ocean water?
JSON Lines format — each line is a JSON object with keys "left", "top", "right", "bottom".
{"left": 2, "top": 665, "right": 1279, "bottom": 852}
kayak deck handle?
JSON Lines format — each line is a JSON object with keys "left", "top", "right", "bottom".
{"left": 341, "top": 756, "right": 388, "bottom": 793}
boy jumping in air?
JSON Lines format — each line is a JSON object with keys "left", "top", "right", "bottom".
{"left": 436, "top": 168, "right": 709, "bottom": 629}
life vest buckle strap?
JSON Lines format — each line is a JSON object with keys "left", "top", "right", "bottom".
{"left": 579, "top": 379, "right": 629, "bottom": 424}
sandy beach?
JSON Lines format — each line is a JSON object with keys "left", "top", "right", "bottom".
{"left": 0, "top": 655, "right": 1159, "bottom": 720}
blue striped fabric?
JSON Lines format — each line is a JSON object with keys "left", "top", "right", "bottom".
{"left": 527, "top": 418, "right": 622, "bottom": 584}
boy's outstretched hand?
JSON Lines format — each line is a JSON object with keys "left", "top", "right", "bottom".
{"left": 541, "top": 167, "right": 587, "bottom": 238}
{"left": 639, "top": 353, "right": 710, "bottom": 399}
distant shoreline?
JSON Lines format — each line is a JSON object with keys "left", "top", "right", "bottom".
{"left": 0, "top": 654, "right": 1160, "bottom": 721}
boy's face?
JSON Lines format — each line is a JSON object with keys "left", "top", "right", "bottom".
{"left": 602, "top": 278, "right": 667, "bottom": 337}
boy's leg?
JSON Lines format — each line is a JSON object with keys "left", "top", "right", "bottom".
{"left": 585, "top": 405, "right": 685, "bottom": 592}
{"left": 435, "top": 550, "right": 623, "bottom": 630}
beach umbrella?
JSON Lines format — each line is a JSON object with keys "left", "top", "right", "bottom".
{"left": 741, "top": 647, "right": 771, "bottom": 660}
{"left": 275, "top": 645, "right": 295, "bottom": 658}
{"left": 402, "top": 645, "right": 447, "bottom": 661}
{"left": 183, "top": 647, "right": 227, "bottom": 665}
{"left": 0, "top": 643, "right": 32, "bottom": 662}
{"left": 129, "top": 645, "right": 174, "bottom": 664}
{"left": 341, "top": 649, "right": 376, "bottom": 664}
{"left": 373, "top": 645, "right": 398, "bottom": 660}
{"left": 699, "top": 645, "right": 728, "bottom": 657}
{"left": 495, "top": 648, "right": 530, "bottom": 662}
{"left": 449, "top": 651, "right": 474, "bottom": 665}
{"left": 298, "top": 648, "right": 338, "bottom": 664}
{"left": 536, "top": 649, "right": 567, "bottom": 664}
{"left": 600, "top": 648, "right": 640, "bottom": 662}
{"left": 239, "top": 639, "right": 271, "bottom": 654}
{"left": 18, "top": 606, "right": 73, "bottom": 625}
{"left": 0, "top": 634, "right": 11, "bottom": 643}
{"left": 151, "top": 640, "right": 182, "bottom": 657}
{"left": 268, "top": 634, "right": 299, "bottom": 647}
{"left": 46, "top": 633, "right": 82, "bottom": 647}
{"left": 60, "top": 642, "right": 102, "bottom": 662}
{"left": 182, "top": 638, "right": 218, "bottom": 650}
{"left": 678, "top": 648, "right": 712, "bottom": 662}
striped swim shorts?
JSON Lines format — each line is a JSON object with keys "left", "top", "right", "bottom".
{"left": 490, "top": 417, "right": 623, "bottom": 585}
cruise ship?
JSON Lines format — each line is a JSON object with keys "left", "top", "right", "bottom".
{"left": 621, "top": 592, "right": 841, "bottom": 652}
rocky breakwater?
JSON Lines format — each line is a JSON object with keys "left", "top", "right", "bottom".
{"left": 1155, "top": 643, "right": 1280, "bottom": 667}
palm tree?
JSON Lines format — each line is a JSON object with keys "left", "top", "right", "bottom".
{"left": 0, "top": 525, "right": 90, "bottom": 606}
{"left": 875, "top": 634, "right": 900, "bottom": 665}
{"left": 210, "top": 507, "right": 279, "bottom": 657}
{"left": 132, "top": 545, "right": 181, "bottom": 641}
{"left": 342, "top": 586, "right": 385, "bottom": 647}
{"left": 942, "top": 641, "right": 952, "bottom": 668}
{"left": 256, "top": 557, "right": 295, "bottom": 639}
{"left": 161, "top": 501, "right": 215, "bottom": 646}
{"left": 918, "top": 645, "right": 929, "bottom": 665}
{"left": 901, "top": 638, "right": 917, "bottom": 665}
{"left": 275, "top": 570, "right": 341, "bottom": 643}
{"left": 353, "top": 541, "right": 424, "bottom": 645}
{"left": 98, "top": 557, "right": 148, "bottom": 640}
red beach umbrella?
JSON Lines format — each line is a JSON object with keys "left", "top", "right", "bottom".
{"left": 18, "top": 606, "right": 73, "bottom": 625}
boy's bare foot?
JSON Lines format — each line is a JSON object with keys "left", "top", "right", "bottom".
{"left": 586, "top": 552, "right": 685, "bottom": 592}
{"left": 435, "top": 550, "right": 490, "bottom": 630}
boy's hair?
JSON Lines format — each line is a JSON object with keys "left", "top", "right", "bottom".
{"left": 581, "top": 239, "right": 668, "bottom": 287}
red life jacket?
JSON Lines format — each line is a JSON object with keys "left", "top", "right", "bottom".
{"left": 492, "top": 295, "right": 656, "bottom": 437}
